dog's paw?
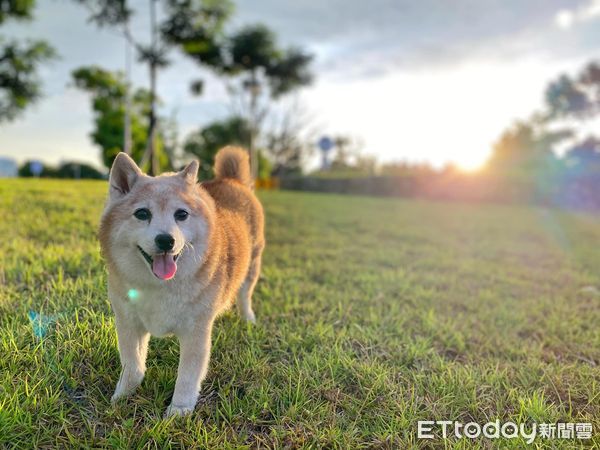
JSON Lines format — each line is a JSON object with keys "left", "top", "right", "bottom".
{"left": 111, "top": 368, "right": 144, "bottom": 403}
{"left": 243, "top": 309, "right": 256, "bottom": 324}
{"left": 245, "top": 310, "right": 256, "bottom": 323}
{"left": 110, "top": 390, "right": 128, "bottom": 403}
{"left": 164, "top": 403, "right": 195, "bottom": 418}
{"left": 111, "top": 383, "right": 138, "bottom": 403}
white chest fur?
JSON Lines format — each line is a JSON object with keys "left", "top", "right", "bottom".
{"left": 117, "top": 278, "right": 211, "bottom": 337}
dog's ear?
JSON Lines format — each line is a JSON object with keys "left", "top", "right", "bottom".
{"left": 109, "top": 153, "right": 142, "bottom": 199}
{"left": 179, "top": 160, "right": 199, "bottom": 184}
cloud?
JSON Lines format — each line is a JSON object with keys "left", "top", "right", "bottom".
{"left": 236, "top": 0, "right": 592, "bottom": 79}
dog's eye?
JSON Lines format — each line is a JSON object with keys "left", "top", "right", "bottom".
{"left": 174, "top": 209, "right": 189, "bottom": 221}
{"left": 134, "top": 208, "right": 151, "bottom": 221}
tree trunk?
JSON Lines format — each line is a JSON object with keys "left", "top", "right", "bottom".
{"left": 146, "top": 0, "right": 158, "bottom": 175}
{"left": 123, "top": 21, "right": 132, "bottom": 156}
{"left": 147, "top": 61, "right": 158, "bottom": 175}
{"left": 248, "top": 70, "right": 259, "bottom": 183}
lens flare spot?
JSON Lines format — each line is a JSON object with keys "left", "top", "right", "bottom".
{"left": 127, "top": 289, "right": 140, "bottom": 302}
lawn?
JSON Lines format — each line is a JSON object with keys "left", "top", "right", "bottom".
{"left": 0, "top": 179, "right": 598, "bottom": 448}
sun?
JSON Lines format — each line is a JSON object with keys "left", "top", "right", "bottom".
{"left": 454, "top": 155, "right": 486, "bottom": 173}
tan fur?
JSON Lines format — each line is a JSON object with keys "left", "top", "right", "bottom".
{"left": 98, "top": 148, "right": 264, "bottom": 416}
{"left": 213, "top": 145, "right": 252, "bottom": 188}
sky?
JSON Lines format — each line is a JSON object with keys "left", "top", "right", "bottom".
{"left": 1, "top": 0, "right": 600, "bottom": 171}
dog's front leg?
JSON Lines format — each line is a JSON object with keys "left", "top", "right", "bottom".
{"left": 165, "top": 316, "right": 214, "bottom": 417}
{"left": 111, "top": 306, "right": 150, "bottom": 402}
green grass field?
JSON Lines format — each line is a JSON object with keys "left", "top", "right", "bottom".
{"left": 0, "top": 179, "right": 599, "bottom": 448}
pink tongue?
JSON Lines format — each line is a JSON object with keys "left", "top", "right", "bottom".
{"left": 152, "top": 254, "right": 177, "bottom": 280}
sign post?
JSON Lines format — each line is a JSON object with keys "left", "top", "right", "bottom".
{"left": 318, "top": 136, "right": 334, "bottom": 170}
{"left": 29, "top": 161, "right": 43, "bottom": 178}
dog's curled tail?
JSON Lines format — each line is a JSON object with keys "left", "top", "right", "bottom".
{"left": 214, "top": 146, "right": 252, "bottom": 187}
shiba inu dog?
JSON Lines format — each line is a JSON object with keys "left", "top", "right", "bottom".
{"left": 99, "top": 147, "right": 264, "bottom": 416}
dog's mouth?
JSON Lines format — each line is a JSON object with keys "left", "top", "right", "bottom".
{"left": 137, "top": 245, "right": 181, "bottom": 281}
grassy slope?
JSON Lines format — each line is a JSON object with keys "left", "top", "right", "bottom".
{"left": 0, "top": 179, "right": 598, "bottom": 448}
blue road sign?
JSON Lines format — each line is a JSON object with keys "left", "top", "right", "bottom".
{"left": 318, "top": 136, "right": 334, "bottom": 152}
{"left": 29, "top": 161, "right": 43, "bottom": 177}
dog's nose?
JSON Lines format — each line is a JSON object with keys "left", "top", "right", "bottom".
{"left": 155, "top": 233, "right": 175, "bottom": 252}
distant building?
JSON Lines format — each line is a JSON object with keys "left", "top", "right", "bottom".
{"left": 0, "top": 157, "right": 18, "bottom": 177}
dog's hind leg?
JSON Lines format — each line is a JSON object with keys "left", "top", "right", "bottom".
{"left": 237, "top": 248, "right": 263, "bottom": 323}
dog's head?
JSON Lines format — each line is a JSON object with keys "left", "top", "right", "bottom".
{"left": 99, "top": 153, "right": 215, "bottom": 283}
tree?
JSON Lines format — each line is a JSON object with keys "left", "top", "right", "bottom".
{"left": 182, "top": 115, "right": 272, "bottom": 180}
{"left": 546, "top": 61, "right": 600, "bottom": 120}
{"left": 486, "top": 120, "right": 570, "bottom": 177}
{"left": 56, "top": 162, "right": 105, "bottom": 179}
{"left": 161, "top": 110, "right": 180, "bottom": 167}
{"left": 544, "top": 61, "right": 600, "bottom": 180}
{"left": 0, "top": 1, "right": 56, "bottom": 122}
{"left": 183, "top": 115, "right": 250, "bottom": 179}
{"left": 18, "top": 160, "right": 57, "bottom": 177}
{"left": 219, "top": 25, "right": 313, "bottom": 179}
{"left": 74, "top": 0, "right": 233, "bottom": 174}
{"left": 264, "top": 102, "right": 316, "bottom": 176}
{"left": 564, "top": 136, "right": 600, "bottom": 173}
{"left": 72, "top": 66, "right": 169, "bottom": 170}
{"left": 328, "top": 135, "right": 366, "bottom": 172}
{"left": 18, "top": 160, "right": 105, "bottom": 178}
